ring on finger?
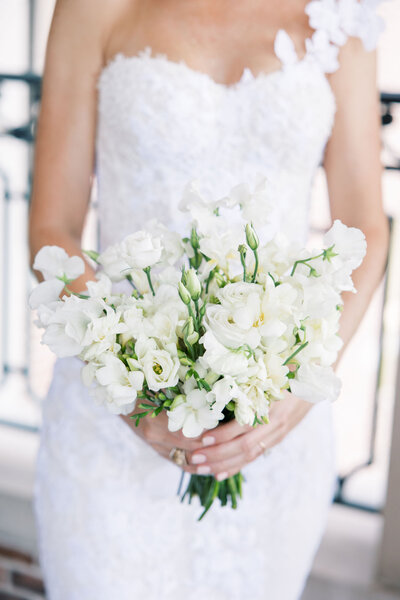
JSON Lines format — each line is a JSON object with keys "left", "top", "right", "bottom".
{"left": 169, "top": 447, "right": 188, "bottom": 466}
{"left": 259, "top": 441, "right": 271, "bottom": 458}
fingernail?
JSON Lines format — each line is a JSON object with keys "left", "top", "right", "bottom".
{"left": 197, "top": 465, "right": 211, "bottom": 475}
{"left": 216, "top": 472, "right": 228, "bottom": 481}
{"left": 202, "top": 436, "right": 215, "bottom": 446}
{"left": 192, "top": 454, "right": 207, "bottom": 465}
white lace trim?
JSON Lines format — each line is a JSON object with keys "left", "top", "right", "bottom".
{"left": 276, "top": 0, "right": 387, "bottom": 74}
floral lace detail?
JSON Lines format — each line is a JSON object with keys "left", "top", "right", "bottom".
{"left": 304, "top": 0, "right": 387, "bottom": 72}
{"left": 274, "top": 0, "right": 386, "bottom": 74}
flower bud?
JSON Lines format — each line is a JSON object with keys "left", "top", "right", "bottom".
{"left": 186, "top": 268, "right": 201, "bottom": 301}
{"left": 238, "top": 244, "right": 247, "bottom": 259}
{"left": 245, "top": 223, "right": 259, "bottom": 251}
{"left": 183, "top": 316, "right": 195, "bottom": 336}
{"left": 190, "top": 227, "right": 200, "bottom": 250}
{"left": 186, "top": 331, "right": 199, "bottom": 345}
{"left": 178, "top": 281, "right": 191, "bottom": 305}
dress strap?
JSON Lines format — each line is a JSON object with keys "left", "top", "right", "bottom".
{"left": 304, "top": 0, "right": 388, "bottom": 73}
{"left": 274, "top": 1, "right": 389, "bottom": 74}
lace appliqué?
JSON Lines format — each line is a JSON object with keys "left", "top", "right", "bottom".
{"left": 305, "top": 0, "right": 387, "bottom": 72}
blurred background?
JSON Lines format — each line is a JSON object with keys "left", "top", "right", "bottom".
{"left": 0, "top": 1, "right": 399, "bottom": 598}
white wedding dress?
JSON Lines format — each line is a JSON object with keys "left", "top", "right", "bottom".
{"left": 33, "top": 2, "right": 385, "bottom": 599}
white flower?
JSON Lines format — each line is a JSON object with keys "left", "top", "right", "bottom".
{"left": 80, "top": 303, "right": 127, "bottom": 361}
{"left": 299, "top": 315, "right": 343, "bottom": 366}
{"left": 167, "top": 388, "right": 225, "bottom": 438}
{"left": 340, "top": 0, "right": 385, "bottom": 52}
{"left": 217, "top": 282, "right": 263, "bottom": 330}
{"left": 199, "top": 228, "right": 243, "bottom": 275}
{"left": 120, "top": 305, "right": 145, "bottom": 345}
{"left": 40, "top": 295, "right": 100, "bottom": 357}
{"left": 144, "top": 220, "right": 184, "bottom": 266}
{"left": 305, "top": 0, "right": 347, "bottom": 45}
{"left": 259, "top": 280, "right": 299, "bottom": 339}
{"left": 257, "top": 233, "right": 300, "bottom": 280}
{"left": 29, "top": 279, "right": 64, "bottom": 310}
{"left": 135, "top": 337, "right": 180, "bottom": 392}
{"left": 121, "top": 231, "right": 163, "bottom": 270}
{"left": 199, "top": 331, "right": 251, "bottom": 378}
{"left": 305, "top": 30, "right": 340, "bottom": 73}
{"left": 98, "top": 244, "right": 130, "bottom": 282}
{"left": 323, "top": 219, "right": 367, "bottom": 272}
{"left": 34, "top": 301, "right": 60, "bottom": 328}
{"left": 262, "top": 353, "right": 289, "bottom": 398}
{"left": 233, "top": 389, "right": 257, "bottom": 427}
{"left": 179, "top": 179, "right": 218, "bottom": 230}
{"left": 85, "top": 273, "right": 113, "bottom": 299}
{"left": 33, "top": 246, "right": 85, "bottom": 281}
{"left": 290, "top": 363, "right": 342, "bottom": 403}
{"left": 93, "top": 353, "right": 144, "bottom": 414}
{"left": 204, "top": 303, "right": 261, "bottom": 349}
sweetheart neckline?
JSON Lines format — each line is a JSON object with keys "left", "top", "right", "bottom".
{"left": 98, "top": 43, "right": 314, "bottom": 93}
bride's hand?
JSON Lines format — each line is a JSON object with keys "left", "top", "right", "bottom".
{"left": 121, "top": 409, "right": 205, "bottom": 463}
{"left": 184, "top": 391, "right": 313, "bottom": 481}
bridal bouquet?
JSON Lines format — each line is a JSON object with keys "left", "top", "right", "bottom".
{"left": 29, "top": 178, "right": 366, "bottom": 519}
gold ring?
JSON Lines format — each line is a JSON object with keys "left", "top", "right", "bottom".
{"left": 169, "top": 447, "right": 187, "bottom": 466}
{"left": 259, "top": 441, "right": 267, "bottom": 452}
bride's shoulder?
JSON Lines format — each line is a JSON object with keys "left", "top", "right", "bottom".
{"left": 50, "top": 0, "right": 138, "bottom": 43}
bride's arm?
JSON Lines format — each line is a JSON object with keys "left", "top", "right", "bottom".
{"left": 29, "top": 0, "right": 115, "bottom": 291}
{"left": 29, "top": 0, "right": 205, "bottom": 459}
{"left": 186, "top": 36, "right": 389, "bottom": 480}
{"left": 324, "top": 37, "right": 389, "bottom": 363}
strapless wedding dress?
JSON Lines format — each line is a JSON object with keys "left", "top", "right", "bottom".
{"left": 33, "top": 2, "right": 386, "bottom": 599}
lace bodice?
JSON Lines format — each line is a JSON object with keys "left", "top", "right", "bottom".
{"left": 96, "top": 0, "right": 385, "bottom": 249}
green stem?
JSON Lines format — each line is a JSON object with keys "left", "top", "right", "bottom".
{"left": 64, "top": 286, "right": 89, "bottom": 299}
{"left": 283, "top": 341, "right": 309, "bottom": 366}
{"left": 251, "top": 250, "right": 259, "bottom": 283}
{"left": 290, "top": 252, "right": 324, "bottom": 276}
{"left": 143, "top": 267, "right": 155, "bottom": 296}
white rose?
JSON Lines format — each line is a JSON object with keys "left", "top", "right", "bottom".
{"left": 136, "top": 337, "right": 180, "bottom": 392}
{"left": 121, "top": 231, "right": 163, "bottom": 270}
{"left": 290, "top": 363, "right": 342, "bottom": 404}
{"left": 217, "top": 282, "right": 263, "bottom": 330}
{"left": 204, "top": 304, "right": 261, "bottom": 349}
{"left": 33, "top": 245, "right": 85, "bottom": 281}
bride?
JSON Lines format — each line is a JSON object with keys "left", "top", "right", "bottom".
{"left": 28, "top": 1, "right": 389, "bottom": 599}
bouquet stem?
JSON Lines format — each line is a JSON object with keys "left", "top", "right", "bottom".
{"left": 180, "top": 472, "right": 244, "bottom": 520}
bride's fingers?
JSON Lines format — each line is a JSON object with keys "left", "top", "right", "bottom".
{"left": 199, "top": 419, "right": 252, "bottom": 447}
{"left": 188, "top": 424, "right": 269, "bottom": 472}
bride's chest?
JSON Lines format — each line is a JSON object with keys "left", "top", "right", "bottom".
{"left": 97, "top": 51, "right": 336, "bottom": 172}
